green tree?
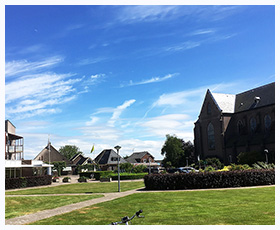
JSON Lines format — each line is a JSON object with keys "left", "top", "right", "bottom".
{"left": 120, "top": 162, "right": 133, "bottom": 172}
{"left": 161, "top": 134, "right": 185, "bottom": 168}
{"left": 52, "top": 161, "right": 66, "bottom": 176}
{"left": 59, "top": 145, "right": 83, "bottom": 160}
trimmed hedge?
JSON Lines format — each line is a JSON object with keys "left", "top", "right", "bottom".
{"left": 5, "top": 175, "right": 52, "bottom": 190}
{"left": 144, "top": 169, "right": 275, "bottom": 190}
{"left": 93, "top": 171, "right": 114, "bottom": 180}
{"left": 111, "top": 173, "right": 147, "bottom": 180}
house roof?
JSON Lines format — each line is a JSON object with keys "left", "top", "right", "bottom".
{"left": 34, "top": 143, "right": 71, "bottom": 165}
{"left": 126, "top": 151, "right": 154, "bottom": 163}
{"left": 94, "top": 149, "right": 127, "bottom": 165}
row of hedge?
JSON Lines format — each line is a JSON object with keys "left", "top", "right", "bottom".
{"left": 5, "top": 175, "right": 52, "bottom": 190}
{"left": 110, "top": 173, "right": 147, "bottom": 180}
{"left": 144, "top": 169, "right": 275, "bottom": 190}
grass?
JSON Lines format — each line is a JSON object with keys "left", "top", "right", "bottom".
{"left": 5, "top": 195, "right": 103, "bottom": 219}
{"left": 5, "top": 181, "right": 145, "bottom": 195}
{"left": 30, "top": 186, "right": 275, "bottom": 225}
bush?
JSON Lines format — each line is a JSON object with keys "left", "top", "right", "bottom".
{"left": 144, "top": 169, "right": 275, "bottom": 190}
{"left": 237, "top": 151, "right": 265, "bottom": 166}
{"left": 111, "top": 173, "right": 147, "bottom": 180}
{"left": 79, "top": 171, "right": 95, "bottom": 179}
{"left": 120, "top": 163, "right": 134, "bottom": 172}
{"left": 204, "top": 166, "right": 215, "bottom": 172}
{"left": 205, "top": 158, "right": 224, "bottom": 169}
{"left": 93, "top": 171, "right": 114, "bottom": 180}
{"left": 62, "top": 177, "right": 71, "bottom": 182}
{"left": 252, "top": 161, "right": 275, "bottom": 169}
{"left": 132, "top": 165, "right": 147, "bottom": 173}
{"left": 78, "top": 176, "right": 87, "bottom": 182}
{"left": 5, "top": 175, "right": 52, "bottom": 190}
{"left": 229, "top": 164, "right": 252, "bottom": 171}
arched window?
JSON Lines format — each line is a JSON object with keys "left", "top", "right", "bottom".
{"left": 207, "top": 103, "right": 211, "bottom": 115}
{"left": 207, "top": 123, "right": 215, "bottom": 149}
{"left": 237, "top": 120, "right": 244, "bottom": 134}
{"left": 264, "top": 115, "right": 272, "bottom": 131}
{"left": 250, "top": 117, "right": 257, "bottom": 132}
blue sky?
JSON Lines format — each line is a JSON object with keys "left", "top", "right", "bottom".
{"left": 5, "top": 5, "right": 275, "bottom": 160}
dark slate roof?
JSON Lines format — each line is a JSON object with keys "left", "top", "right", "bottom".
{"left": 126, "top": 151, "right": 154, "bottom": 163}
{"left": 94, "top": 149, "right": 127, "bottom": 165}
{"left": 234, "top": 82, "right": 275, "bottom": 113}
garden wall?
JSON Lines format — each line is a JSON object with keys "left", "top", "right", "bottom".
{"left": 144, "top": 169, "right": 275, "bottom": 190}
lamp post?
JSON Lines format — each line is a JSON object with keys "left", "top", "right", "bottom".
{"left": 264, "top": 149, "right": 269, "bottom": 164}
{"left": 114, "top": 145, "right": 121, "bottom": 192}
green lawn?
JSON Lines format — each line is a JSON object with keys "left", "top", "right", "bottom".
{"left": 5, "top": 181, "right": 145, "bottom": 195}
{"left": 30, "top": 186, "right": 275, "bottom": 225}
{"left": 5, "top": 195, "right": 103, "bottom": 219}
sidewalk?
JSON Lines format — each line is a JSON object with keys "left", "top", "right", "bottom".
{"left": 5, "top": 188, "right": 142, "bottom": 225}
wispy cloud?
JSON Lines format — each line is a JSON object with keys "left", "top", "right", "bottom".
{"left": 115, "top": 5, "right": 243, "bottom": 24}
{"left": 108, "top": 99, "right": 136, "bottom": 127}
{"left": 121, "top": 73, "right": 178, "bottom": 87}
{"left": 5, "top": 57, "right": 84, "bottom": 119}
{"left": 5, "top": 56, "right": 63, "bottom": 77}
{"left": 77, "top": 57, "right": 108, "bottom": 66}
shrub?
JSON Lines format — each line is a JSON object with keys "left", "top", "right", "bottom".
{"left": 62, "top": 177, "right": 71, "bottom": 182}
{"left": 5, "top": 175, "right": 52, "bottom": 190}
{"left": 120, "top": 163, "right": 134, "bottom": 172}
{"left": 144, "top": 169, "right": 275, "bottom": 190}
{"left": 237, "top": 151, "right": 265, "bottom": 166}
{"left": 252, "top": 161, "right": 275, "bottom": 169}
{"left": 205, "top": 157, "right": 224, "bottom": 169}
{"left": 229, "top": 164, "right": 252, "bottom": 171}
{"left": 93, "top": 171, "right": 114, "bottom": 180}
{"left": 132, "top": 165, "right": 147, "bottom": 173}
{"left": 79, "top": 171, "right": 95, "bottom": 179}
{"left": 78, "top": 176, "right": 87, "bottom": 182}
{"left": 111, "top": 173, "right": 147, "bottom": 180}
{"left": 204, "top": 166, "right": 215, "bottom": 172}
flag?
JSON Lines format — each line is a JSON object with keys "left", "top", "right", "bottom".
{"left": 90, "top": 145, "right": 94, "bottom": 153}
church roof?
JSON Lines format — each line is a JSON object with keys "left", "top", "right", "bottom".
{"left": 211, "top": 93, "right": 236, "bottom": 113}
{"left": 209, "top": 82, "right": 274, "bottom": 114}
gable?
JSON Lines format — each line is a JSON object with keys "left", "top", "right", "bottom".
{"left": 198, "top": 90, "right": 221, "bottom": 119}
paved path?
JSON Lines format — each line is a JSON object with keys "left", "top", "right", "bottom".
{"left": 5, "top": 188, "right": 142, "bottom": 225}
{"left": 5, "top": 184, "right": 274, "bottom": 225}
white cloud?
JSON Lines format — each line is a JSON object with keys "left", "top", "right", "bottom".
{"left": 5, "top": 55, "right": 90, "bottom": 119}
{"left": 122, "top": 73, "right": 178, "bottom": 87}
{"left": 165, "top": 41, "right": 201, "bottom": 52}
{"left": 5, "top": 56, "right": 63, "bottom": 77}
{"left": 108, "top": 99, "right": 136, "bottom": 127}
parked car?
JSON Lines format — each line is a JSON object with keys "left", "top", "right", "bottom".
{"left": 179, "top": 167, "right": 199, "bottom": 173}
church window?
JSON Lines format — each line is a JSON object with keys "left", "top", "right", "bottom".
{"left": 250, "top": 117, "right": 257, "bottom": 132}
{"left": 264, "top": 115, "right": 272, "bottom": 131}
{"left": 207, "top": 123, "right": 215, "bottom": 149}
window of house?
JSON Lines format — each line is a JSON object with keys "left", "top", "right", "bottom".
{"left": 264, "top": 115, "right": 272, "bottom": 131}
{"left": 250, "top": 117, "right": 257, "bottom": 132}
{"left": 207, "top": 103, "right": 211, "bottom": 115}
{"left": 207, "top": 123, "right": 215, "bottom": 149}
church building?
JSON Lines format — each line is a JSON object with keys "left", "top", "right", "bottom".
{"left": 194, "top": 82, "right": 275, "bottom": 164}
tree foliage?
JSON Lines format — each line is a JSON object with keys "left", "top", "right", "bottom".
{"left": 161, "top": 134, "right": 194, "bottom": 168}
{"left": 52, "top": 161, "right": 66, "bottom": 176}
{"left": 59, "top": 145, "right": 83, "bottom": 160}
{"left": 120, "top": 162, "right": 134, "bottom": 172}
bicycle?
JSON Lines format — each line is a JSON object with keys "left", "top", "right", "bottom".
{"left": 110, "top": 210, "right": 144, "bottom": 225}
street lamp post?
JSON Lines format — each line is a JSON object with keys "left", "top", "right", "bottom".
{"left": 264, "top": 149, "right": 269, "bottom": 164}
{"left": 114, "top": 145, "right": 121, "bottom": 192}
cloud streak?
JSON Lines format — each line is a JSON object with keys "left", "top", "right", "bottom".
{"left": 5, "top": 56, "right": 63, "bottom": 77}
{"left": 121, "top": 73, "right": 178, "bottom": 87}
